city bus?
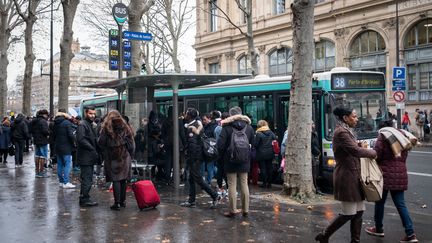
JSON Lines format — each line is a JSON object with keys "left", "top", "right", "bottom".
{"left": 81, "top": 67, "right": 387, "bottom": 184}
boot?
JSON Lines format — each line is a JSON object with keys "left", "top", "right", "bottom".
{"left": 35, "top": 158, "right": 41, "bottom": 177}
{"left": 315, "top": 214, "right": 354, "bottom": 243}
{"left": 350, "top": 211, "right": 363, "bottom": 243}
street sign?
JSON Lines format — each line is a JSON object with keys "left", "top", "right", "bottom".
{"left": 109, "top": 29, "right": 132, "bottom": 71}
{"left": 112, "top": 3, "right": 128, "bottom": 26}
{"left": 395, "top": 102, "right": 405, "bottom": 109}
{"left": 392, "top": 86, "right": 406, "bottom": 91}
{"left": 123, "top": 40, "right": 131, "bottom": 71}
{"left": 393, "top": 90, "right": 405, "bottom": 103}
{"left": 392, "top": 66, "right": 406, "bottom": 80}
{"left": 123, "top": 31, "right": 153, "bottom": 41}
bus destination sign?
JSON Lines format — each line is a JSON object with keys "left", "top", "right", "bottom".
{"left": 331, "top": 73, "right": 385, "bottom": 90}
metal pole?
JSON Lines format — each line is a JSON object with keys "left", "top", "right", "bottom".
{"left": 172, "top": 81, "right": 180, "bottom": 189}
{"left": 396, "top": 0, "right": 401, "bottom": 129}
{"left": 49, "top": 0, "right": 54, "bottom": 115}
{"left": 118, "top": 25, "right": 123, "bottom": 79}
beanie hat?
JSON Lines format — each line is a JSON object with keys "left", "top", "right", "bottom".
{"left": 229, "top": 106, "right": 242, "bottom": 116}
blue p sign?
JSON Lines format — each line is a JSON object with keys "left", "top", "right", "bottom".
{"left": 393, "top": 67, "right": 406, "bottom": 80}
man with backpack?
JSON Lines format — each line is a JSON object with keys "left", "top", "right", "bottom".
{"left": 180, "top": 108, "right": 220, "bottom": 209}
{"left": 201, "top": 112, "right": 218, "bottom": 185}
{"left": 414, "top": 109, "right": 426, "bottom": 141}
{"left": 216, "top": 106, "right": 254, "bottom": 218}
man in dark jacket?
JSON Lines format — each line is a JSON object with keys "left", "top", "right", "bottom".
{"left": 52, "top": 112, "right": 76, "bottom": 188}
{"left": 31, "top": 109, "right": 50, "bottom": 178}
{"left": 201, "top": 113, "right": 218, "bottom": 185}
{"left": 180, "top": 108, "right": 220, "bottom": 209}
{"left": 216, "top": 106, "right": 254, "bottom": 217}
{"left": 77, "top": 106, "right": 99, "bottom": 207}
{"left": 311, "top": 121, "right": 323, "bottom": 195}
{"left": 11, "top": 113, "right": 30, "bottom": 167}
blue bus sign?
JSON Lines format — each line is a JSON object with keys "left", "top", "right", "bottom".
{"left": 393, "top": 67, "right": 406, "bottom": 80}
{"left": 123, "top": 31, "right": 152, "bottom": 41}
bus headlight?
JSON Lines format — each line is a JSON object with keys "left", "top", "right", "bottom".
{"left": 327, "top": 159, "right": 336, "bottom": 167}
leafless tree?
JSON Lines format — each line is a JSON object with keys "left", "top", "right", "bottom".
{"left": 148, "top": 0, "right": 194, "bottom": 73}
{"left": 58, "top": 0, "right": 79, "bottom": 111}
{"left": 207, "top": 0, "right": 258, "bottom": 76}
{"left": 0, "top": 0, "right": 24, "bottom": 116}
{"left": 13, "top": 0, "right": 51, "bottom": 116}
{"left": 282, "top": 0, "right": 315, "bottom": 200}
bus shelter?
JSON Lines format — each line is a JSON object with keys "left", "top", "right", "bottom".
{"left": 82, "top": 73, "right": 250, "bottom": 188}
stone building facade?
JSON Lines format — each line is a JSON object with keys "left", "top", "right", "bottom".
{"left": 31, "top": 40, "right": 116, "bottom": 114}
{"left": 194, "top": 0, "right": 432, "bottom": 111}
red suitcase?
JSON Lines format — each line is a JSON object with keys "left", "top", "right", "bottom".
{"left": 132, "top": 180, "right": 160, "bottom": 209}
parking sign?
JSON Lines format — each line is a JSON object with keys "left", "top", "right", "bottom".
{"left": 393, "top": 67, "right": 406, "bottom": 80}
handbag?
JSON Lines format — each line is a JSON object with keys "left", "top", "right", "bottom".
{"left": 8, "top": 144, "right": 15, "bottom": 156}
{"left": 272, "top": 140, "right": 280, "bottom": 154}
{"left": 360, "top": 158, "right": 383, "bottom": 202}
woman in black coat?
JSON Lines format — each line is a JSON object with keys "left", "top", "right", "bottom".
{"left": 98, "top": 110, "right": 135, "bottom": 210}
{"left": 253, "top": 120, "right": 276, "bottom": 188}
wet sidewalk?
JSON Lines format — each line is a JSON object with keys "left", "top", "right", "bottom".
{"left": 0, "top": 152, "right": 431, "bottom": 243}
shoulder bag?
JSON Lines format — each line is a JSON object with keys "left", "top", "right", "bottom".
{"left": 360, "top": 157, "right": 383, "bottom": 202}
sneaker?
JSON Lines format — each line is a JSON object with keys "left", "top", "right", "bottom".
{"left": 40, "top": 173, "right": 49, "bottom": 178}
{"left": 180, "top": 201, "right": 196, "bottom": 208}
{"left": 210, "top": 195, "right": 221, "bottom": 209}
{"left": 365, "top": 226, "right": 385, "bottom": 237}
{"left": 63, "top": 183, "right": 76, "bottom": 189}
{"left": 400, "top": 234, "right": 418, "bottom": 243}
{"left": 59, "top": 183, "right": 64, "bottom": 188}
{"left": 35, "top": 173, "right": 43, "bottom": 178}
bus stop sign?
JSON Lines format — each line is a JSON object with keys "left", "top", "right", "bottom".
{"left": 393, "top": 67, "right": 406, "bottom": 80}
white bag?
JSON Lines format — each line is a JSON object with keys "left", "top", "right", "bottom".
{"left": 360, "top": 158, "right": 383, "bottom": 202}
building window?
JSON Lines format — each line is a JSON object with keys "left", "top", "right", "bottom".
{"left": 240, "top": 0, "right": 247, "bottom": 24}
{"left": 238, "top": 54, "right": 259, "bottom": 74}
{"left": 314, "top": 40, "right": 335, "bottom": 72}
{"left": 405, "top": 19, "right": 432, "bottom": 48}
{"left": 273, "top": 0, "right": 285, "bottom": 15}
{"left": 209, "top": 63, "right": 219, "bottom": 74}
{"left": 209, "top": 0, "right": 218, "bottom": 32}
{"left": 268, "top": 47, "right": 293, "bottom": 77}
{"left": 404, "top": 18, "right": 432, "bottom": 101}
{"left": 349, "top": 30, "right": 386, "bottom": 72}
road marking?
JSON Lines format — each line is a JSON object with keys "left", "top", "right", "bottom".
{"left": 408, "top": 172, "right": 432, "bottom": 177}
{"left": 411, "top": 151, "right": 432, "bottom": 155}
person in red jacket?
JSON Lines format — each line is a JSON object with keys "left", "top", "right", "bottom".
{"left": 401, "top": 111, "right": 411, "bottom": 131}
{"left": 365, "top": 119, "right": 418, "bottom": 243}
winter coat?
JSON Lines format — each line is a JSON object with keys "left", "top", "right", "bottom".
{"left": 52, "top": 115, "right": 75, "bottom": 156}
{"left": 373, "top": 133, "right": 408, "bottom": 191}
{"left": 98, "top": 129, "right": 134, "bottom": 182}
{"left": 77, "top": 118, "right": 100, "bottom": 166}
{"left": 216, "top": 115, "right": 255, "bottom": 173}
{"left": 203, "top": 120, "right": 218, "bottom": 139}
{"left": 254, "top": 127, "right": 276, "bottom": 161}
{"left": 148, "top": 135, "right": 166, "bottom": 165}
{"left": 11, "top": 114, "right": 29, "bottom": 142}
{"left": 332, "top": 124, "right": 377, "bottom": 202}
{"left": 184, "top": 119, "right": 204, "bottom": 162}
{"left": 134, "top": 125, "right": 147, "bottom": 153}
{"left": 311, "top": 131, "right": 321, "bottom": 157}
{"left": 31, "top": 115, "right": 49, "bottom": 146}
{"left": 0, "top": 125, "right": 11, "bottom": 150}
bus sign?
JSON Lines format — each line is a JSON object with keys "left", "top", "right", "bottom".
{"left": 331, "top": 73, "right": 385, "bottom": 90}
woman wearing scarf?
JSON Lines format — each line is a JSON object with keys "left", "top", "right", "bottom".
{"left": 315, "top": 106, "right": 377, "bottom": 243}
{"left": 365, "top": 119, "right": 418, "bottom": 243}
{"left": 253, "top": 120, "right": 276, "bottom": 188}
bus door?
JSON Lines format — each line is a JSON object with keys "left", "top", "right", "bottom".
{"left": 185, "top": 98, "right": 211, "bottom": 115}
{"left": 276, "top": 94, "right": 289, "bottom": 144}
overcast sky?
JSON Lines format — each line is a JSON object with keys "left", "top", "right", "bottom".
{"left": 7, "top": 1, "right": 196, "bottom": 86}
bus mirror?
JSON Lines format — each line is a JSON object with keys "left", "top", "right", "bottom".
{"left": 325, "top": 104, "right": 332, "bottom": 114}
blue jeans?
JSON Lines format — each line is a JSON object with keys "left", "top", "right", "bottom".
{"left": 200, "top": 161, "right": 216, "bottom": 185}
{"left": 374, "top": 190, "right": 414, "bottom": 236}
{"left": 57, "top": 155, "right": 72, "bottom": 184}
{"left": 35, "top": 144, "right": 49, "bottom": 159}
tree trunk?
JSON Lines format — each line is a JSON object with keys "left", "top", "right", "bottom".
{"left": 164, "top": 0, "right": 180, "bottom": 73}
{"left": 246, "top": 0, "right": 257, "bottom": 76}
{"left": 59, "top": 0, "right": 79, "bottom": 112}
{"left": 282, "top": 0, "right": 315, "bottom": 200}
{"left": 128, "top": 0, "right": 154, "bottom": 76}
{"left": 0, "top": 13, "right": 10, "bottom": 116}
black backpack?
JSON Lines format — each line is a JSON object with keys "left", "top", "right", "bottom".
{"left": 229, "top": 126, "right": 250, "bottom": 164}
{"left": 202, "top": 136, "right": 218, "bottom": 160}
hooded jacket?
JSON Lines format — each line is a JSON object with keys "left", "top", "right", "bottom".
{"left": 11, "top": 114, "right": 29, "bottom": 141}
{"left": 216, "top": 115, "right": 255, "bottom": 173}
{"left": 52, "top": 113, "right": 75, "bottom": 155}
{"left": 254, "top": 126, "right": 276, "bottom": 161}
{"left": 184, "top": 119, "right": 204, "bottom": 161}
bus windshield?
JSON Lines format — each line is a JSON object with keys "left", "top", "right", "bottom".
{"left": 325, "top": 91, "right": 386, "bottom": 139}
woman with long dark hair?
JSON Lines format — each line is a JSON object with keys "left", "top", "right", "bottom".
{"left": 315, "top": 106, "right": 377, "bottom": 243}
{"left": 98, "top": 110, "right": 135, "bottom": 210}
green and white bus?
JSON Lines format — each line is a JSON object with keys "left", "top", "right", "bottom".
{"left": 81, "top": 67, "right": 387, "bottom": 184}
